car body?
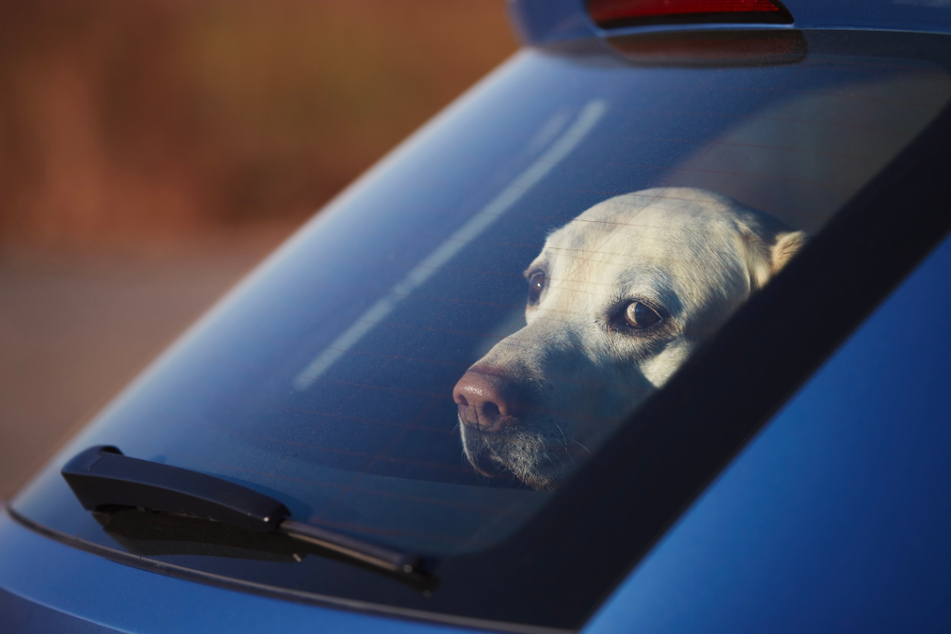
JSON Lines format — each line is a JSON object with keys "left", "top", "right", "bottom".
{"left": 4, "top": 0, "right": 951, "bottom": 631}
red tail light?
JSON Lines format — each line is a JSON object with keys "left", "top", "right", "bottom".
{"left": 587, "top": 0, "right": 793, "bottom": 29}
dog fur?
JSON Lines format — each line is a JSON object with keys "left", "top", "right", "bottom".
{"left": 453, "top": 188, "right": 806, "bottom": 490}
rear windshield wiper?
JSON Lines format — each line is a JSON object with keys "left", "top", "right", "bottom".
{"left": 61, "top": 445, "right": 432, "bottom": 578}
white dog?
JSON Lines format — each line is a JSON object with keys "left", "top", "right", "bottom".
{"left": 453, "top": 188, "right": 805, "bottom": 490}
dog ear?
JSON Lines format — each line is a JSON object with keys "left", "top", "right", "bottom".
{"left": 770, "top": 230, "right": 807, "bottom": 273}
{"left": 744, "top": 229, "right": 807, "bottom": 291}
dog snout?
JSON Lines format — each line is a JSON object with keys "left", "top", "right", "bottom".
{"left": 453, "top": 368, "right": 521, "bottom": 433}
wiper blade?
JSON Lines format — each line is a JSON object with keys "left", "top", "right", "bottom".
{"left": 61, "top": 445, "right": 431, "bottom": 576}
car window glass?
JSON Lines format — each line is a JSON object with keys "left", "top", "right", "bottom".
{"left": 15, "top": 37, "right": 951, "bottom": 559}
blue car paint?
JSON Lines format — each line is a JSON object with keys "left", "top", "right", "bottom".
{"left": 3, "top": 223, "right": 949, "bottom": 634}
{"left": 508, "top": 0, "right": 951, "bottom": 44}
{"left": 584, "top": 234, "right": 951, "bottom": 632}
{"left": 0, "top": 510, "right": 481, "bottom": 634}
{"left": 6, "top": 1, "right": 951, "bottom": 629}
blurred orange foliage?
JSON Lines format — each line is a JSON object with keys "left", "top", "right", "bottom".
{"left": 0, "top": 0, "right": 517, "bottom": 249}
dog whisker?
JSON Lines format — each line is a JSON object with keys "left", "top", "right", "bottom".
{"left": 556, "top": 424, "right": 569, "bottom": 455}
{"left": 570, "top": 439, "right": 592, "bottom": 455}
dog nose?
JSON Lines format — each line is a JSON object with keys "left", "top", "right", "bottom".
{"left": 453, "top": 368, "right": 520, "bottom": 433}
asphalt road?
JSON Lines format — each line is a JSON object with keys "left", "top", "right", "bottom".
{"left": 0, "top": 226, "right": 294, "bottom": 499}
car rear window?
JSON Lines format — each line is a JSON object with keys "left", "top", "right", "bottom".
{"left": 11, "top": 27, "right": 951, "bottom": 628}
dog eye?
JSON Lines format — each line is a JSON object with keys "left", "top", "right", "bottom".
{"left": 624, "top": 301, "right": 663, "bottom": 329}
{"left": 527, "top": 271, "right": 546, "bottom": 304}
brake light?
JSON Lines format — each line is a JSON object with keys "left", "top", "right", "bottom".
{"left": 587, "top": 0, "right": 792, "bottom": 29}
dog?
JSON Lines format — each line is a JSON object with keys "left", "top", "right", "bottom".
{"left": 453, "top": 188, "right": 806, "bottom": 490}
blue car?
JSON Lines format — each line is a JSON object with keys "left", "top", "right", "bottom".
{"left": 4, "top": 0, "right": 951, "bottom": 631}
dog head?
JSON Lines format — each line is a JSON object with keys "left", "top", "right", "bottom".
{"left": 453, "top": 188, "right": 806, "bottom": 490}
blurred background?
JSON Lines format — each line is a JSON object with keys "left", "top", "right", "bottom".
{"left": 0, "top": 0, "right": 517, "bottom": 497}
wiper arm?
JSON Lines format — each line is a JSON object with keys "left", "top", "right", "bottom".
{"left": 61, "top": 445, "right": 430, "bottom": 576}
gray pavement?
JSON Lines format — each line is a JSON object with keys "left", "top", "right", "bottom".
{"left": 0, "top": 226, "right": 294, "bottom": 498}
